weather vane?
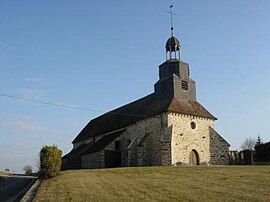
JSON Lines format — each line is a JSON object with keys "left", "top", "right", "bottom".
{"left": 167, "top": 5, "right": 176, "bottom": 37}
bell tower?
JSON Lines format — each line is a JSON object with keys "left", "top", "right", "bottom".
{"left": 154, "top": 5, "right": 196, "bottom": 101}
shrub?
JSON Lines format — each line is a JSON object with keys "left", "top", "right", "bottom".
{"left": 255, "top": 141, "right": 270, "bottom": 162}
{"left": 39, "top": 145, "right": 62, "bottom": 178}
{"left": 23, "top": 165, "right": 33, "bottom": 175}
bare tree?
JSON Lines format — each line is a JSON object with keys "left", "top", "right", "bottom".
{"left": 23, "top": 165, "right": 33, "bottom": 175}
{"left": 241, "top": 138, "right": 255, "bottom": 150}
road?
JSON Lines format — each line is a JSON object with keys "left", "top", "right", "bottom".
{"left": 0, "top": 175, "right": 36, "bottom": 202}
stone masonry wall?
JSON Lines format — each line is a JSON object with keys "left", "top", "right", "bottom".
{"left": 209, "top": 127, "right": 230, "bottom": 165}
{"left": 104, "top": 113, "right": 170, "bottom": 166}
{"left": 168, "top": 113, "right": 214, "bottom": 165}
{"left": 78, "top": 112, "right": 229, "bottom": 168}
{"left": 81, "top": 151, "right": 105, "bottom": 169}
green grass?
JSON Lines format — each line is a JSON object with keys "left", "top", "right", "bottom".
{"left": 34, "top": 166, "right": 270, "bottom": 202}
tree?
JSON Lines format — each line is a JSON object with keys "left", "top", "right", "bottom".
{"left": 256, "top": 135, "right": 262, "bottom": 146}
{"left": 23, "top": 165, "right": 33, "bottom": 175}
{"left": 241, "top": 138, "right": 255, "bottom": 150}
{"left": 255, "top": 141, "right": 270, "bottom": 162}
{"left": 39, "top": 145, "right": 62, "bottom": 178}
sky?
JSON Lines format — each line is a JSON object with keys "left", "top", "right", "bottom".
{"left": 0, "top": 0, "right": 270, "bottom": 173}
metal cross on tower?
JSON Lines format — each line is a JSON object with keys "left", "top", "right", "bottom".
{"left": 167, "top": 5, "right": 176, "bottom": 36}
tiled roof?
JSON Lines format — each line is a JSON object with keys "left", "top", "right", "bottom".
{"left": 63, "top": 129, "right": 125, "bottom": 158}
{"left": 81, "top": 129, "right": 125, "bottom": 155}
{"left": 167, "top": 98, "right": 217, "bottom": 119}
{"left": 73, "top": 93, "right": 216, "bottom": 143}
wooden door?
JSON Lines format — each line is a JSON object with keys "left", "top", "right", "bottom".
{"left": 189, "top": 149, "right": 199, "bottom": 165}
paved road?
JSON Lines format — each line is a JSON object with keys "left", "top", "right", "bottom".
{"left": 0, "top": 175, "right": 36, "bottom": 202}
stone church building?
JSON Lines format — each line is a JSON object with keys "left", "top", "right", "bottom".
{"left": 62, "top": 29, "right": 230, "bottom": 169}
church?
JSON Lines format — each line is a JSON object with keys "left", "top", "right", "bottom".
{"left": 62, "top": 14, "right": 230, "bottom": 169}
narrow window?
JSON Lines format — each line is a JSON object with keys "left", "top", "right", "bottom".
{"left": 182, "top": 80, "right": 188, "bottom": 91}
{"left": 115, "top": 141, "right": 121, "bottom": 151}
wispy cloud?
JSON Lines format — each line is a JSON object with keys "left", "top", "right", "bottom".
{"left": 0, "top": 96, "right": 7, "bottom": 104}
{"left": 0, "top": 114, "right": 73, "bottom": 173}
{"left": 0, "top": 118, "right": 62, "bottom": 136}
{"left": 25, "top": 78, "right": 44, "bottom": 82}
{"left": 19, "top": 88, "right": 45, "bottom": 100}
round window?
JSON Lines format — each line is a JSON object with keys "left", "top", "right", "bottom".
{"left": 190, "top": 121, "right": 196, "bottom": 129}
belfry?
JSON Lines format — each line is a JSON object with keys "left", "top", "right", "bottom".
{"left": 62, "top": 6, "right": 230, "bottom": 169}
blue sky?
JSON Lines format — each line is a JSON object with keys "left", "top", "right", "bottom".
{"left": 0, "top": 0, "right": 270, "bottom": 173}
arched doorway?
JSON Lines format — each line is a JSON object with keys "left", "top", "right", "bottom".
{"left": 189, "top": 149, "right": 199, "bottom": 165}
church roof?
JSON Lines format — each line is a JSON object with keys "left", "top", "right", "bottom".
{"left": 63, "top": 129, "right": 125, "bottom": 159}
{"left": 81, "top": 129, "right": 125, "bottom": 155}
{"left": 73, "top": 93, "right": 217, "bottom": 143}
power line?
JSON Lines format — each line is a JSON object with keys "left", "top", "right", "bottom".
{"left": 0, "top": 93, "right": 147, "bottom": 117}
{"left": 0, "top": 93, "right": 100, "bottom": 112}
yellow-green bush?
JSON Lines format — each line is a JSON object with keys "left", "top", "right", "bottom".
{"left": 39, "top": 145, "right": 62, "bottom": 178}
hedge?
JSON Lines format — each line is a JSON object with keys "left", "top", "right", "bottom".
{"left": 39, "top": 145, "right": 62, "bottom": 178}
{"left": 255, "top": 142, "right": 270, "bottom": 162}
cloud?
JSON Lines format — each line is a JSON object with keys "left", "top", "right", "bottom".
{"left": 0, "top": 114, "right": 72, "bottom": 173}
{"left": 0, "top": 96, "right": 8, "bottom": 104}
{"left": 9, "top": 120, "right": 60, "bottom": 134}
{"left": 0, "top": 118, "right": 62, "bottom": 136}
{"left": 19, "top": 88, "right": 45, "bottom": 100}
{"left": 25, "top": 78, "right": 44, "bottom": 82}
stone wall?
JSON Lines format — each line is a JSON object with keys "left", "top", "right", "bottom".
{"left": 209, "top": 127, "right": 230, "bottom": 165}
{"left": 81, "top": 151, "right": 105, "bottom": 169}
{"left": 168, "top": 113, "right": 214, "bottom": 165}
{"left": 77, "top": 112, "right": 229, "bottom": 169}
{"left": 65, "top": 153, "right": 82, "bottom": 169}
{"left": 103, "top": 113, "right": 169, "bottom": 167}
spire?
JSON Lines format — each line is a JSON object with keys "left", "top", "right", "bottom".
{"left": 167, "top": 5, "right": 175, "bottom": 37}
{"left": 165, "top": 5, "right": 181, "bottom": 61}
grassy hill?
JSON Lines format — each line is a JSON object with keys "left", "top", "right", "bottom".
{"left": 34, "top": 166, "right": 270, "bottom": 201}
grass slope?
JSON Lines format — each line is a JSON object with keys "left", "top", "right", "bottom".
{"left": 34, "top": 166, "right": 270, "bottom": 201}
